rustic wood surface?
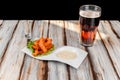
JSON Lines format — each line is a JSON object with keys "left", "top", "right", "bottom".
{"left": 0, "top": 20, "right": 120, "bottom": 80}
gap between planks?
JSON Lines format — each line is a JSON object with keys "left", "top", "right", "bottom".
{"left": 108, "top": 21, "right": 120, "bottom": 38}
{"left": 48, "top": 20, "right": 69, "bottom": 80}
{"left": 98, "top": 21, "right": 120, "bottom": 79}
{"left": 19, "top": 20, "right": 49, "bottom": 80}
{"left": 65, "top": 20, "right": 94, "bottom": 80}
{"left": 0, "top": 21, "right": 19, "bottom": 64}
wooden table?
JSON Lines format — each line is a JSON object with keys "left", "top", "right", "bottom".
{"left": 0, "top": 20, "right": 120, "bottom": 80}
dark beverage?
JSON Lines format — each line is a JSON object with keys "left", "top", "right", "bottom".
{"left": 79, "top": 9, "right": 101, "bottom": 46}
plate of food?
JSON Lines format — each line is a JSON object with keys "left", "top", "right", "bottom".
{"left": 22, "top": 37, "right": 56, "bottom": 60}
{"left": 22, "top": 37, "right": 88, "bottom": 69}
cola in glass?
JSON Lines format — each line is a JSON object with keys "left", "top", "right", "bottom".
{"left": 79, "top": 5, "right": 101, "bottom": 46}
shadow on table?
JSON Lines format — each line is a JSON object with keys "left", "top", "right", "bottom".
{"left": 44, "top": 20, "right": 106, "bottom": 47}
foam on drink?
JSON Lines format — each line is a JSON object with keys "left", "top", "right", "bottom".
{"left": 79, "top": 10, "right": 100, "bottom": 18}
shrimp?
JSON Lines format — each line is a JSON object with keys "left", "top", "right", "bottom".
{"left": 32, "top": 37, "right": 53, "bottom": 56}
{"left": 32, "top": 45, "right": 39, "bottom": 50}
{"left": 39, "top": 37, "right": 47, "bottom": 53}
{"left": 46, "top": 43, "right": 52, "bottom": 50}
{"left": 44, "top": 38, "right": 52, "bottom": 47}
{"left": 34, "top": 40, "right": 39, "bottom": 46}
{"left": 32, "top": 50, "right": 39, "bottom": 56}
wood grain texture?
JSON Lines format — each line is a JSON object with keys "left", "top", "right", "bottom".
{"left": 0, "top": 20, "right": 120, "bottom": 80}
{"left": 109, "top": 20, "right": 120, "bottom": 38}
{"left": 0, "top": 20, "right": 3, "bottom": 26}
{"left": 0, "top": 20, "right": 18, "bottom": 62}
{"left": 98, "top": 21, "right": 120, "bottom": 78}
{"left": 48, "top": 20, "right": 69, "bottom": 80}
{"left": 65, "top": 20, "right": 94, "bottom": 80}
{"left": 20, "top": 20, "right": 49, "bottom": 80}
{"left": 24, "top": 20, "right": 33, "bottom": 39}
{"left": 0, "top": 20, "right": 27, "bottom": 80}
{"left": 87, "top": 25, "right": 119, "bottom": 80}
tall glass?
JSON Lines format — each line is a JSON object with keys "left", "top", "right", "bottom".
{"left": 79, "top": 4, "right": 101, "bottom": 47}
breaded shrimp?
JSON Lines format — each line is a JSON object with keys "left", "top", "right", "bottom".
{"left": 32, "top": 50, "right": 39, "bottom": 56}
{"left": 44, "top": 38, "right": 52, "bottom": 47}
{"left": 34, "top": 40, "right": 39, "bottom": 46}
{"left": 32, "top": 45, "right": 39, "bottom": 50}
{"left": 39, "top": 37, "right": 47, "bottom": 53}
{"left": 46, "top": 43, "right": 52, "bottom": 50}
{"left": 32, "top": 37, "right": 53, "bottom": 56}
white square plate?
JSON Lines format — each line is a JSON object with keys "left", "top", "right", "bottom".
{"left": 22, "top": 46, "right": 88, "bottom": 69}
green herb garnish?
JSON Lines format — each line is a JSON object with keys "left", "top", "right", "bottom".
{"left": 27, "top": 40, "right": 35, "bottom": 53}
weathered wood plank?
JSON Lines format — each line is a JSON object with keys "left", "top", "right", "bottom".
{"left": 20, "top": 20, "right": 49, "bottom": 80}
{"left": 48, "top": 20, "right": 69, "bottom": 80}
{"left": 32, "top": 20, "right": 49, "bottom": 39}
{"left": 0, "top": 20, "right": 18, "bottom": 63}
{"left": 0, "top": 20, "right": 29, "bottom": 80}
{"left": 98, "top": 21, "right": 120, "bottom": 78}
{"left": 109, "top": 20, "right": 120, "bottom": 38}
{"left": 65, "top": 20, "right": 93, "bottom": 80}
{"left": 86, "top": 21, "right": 119, "bottom": 80}
{"left": 0, "top": 20, "right": 3, "bottom": 26}
{"left": 24, "top": 20, "right": 33, "bottom": 39}
{"left": 1, "top": 20, "right": 119, "bottom": 80}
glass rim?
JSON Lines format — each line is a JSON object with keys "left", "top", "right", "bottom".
{"left": 80, "top": 4, "right": 102, "bottom": 11}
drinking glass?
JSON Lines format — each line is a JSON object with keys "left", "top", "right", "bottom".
{"left": 79, "top": 4, "right": 101, "bottom": 46}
